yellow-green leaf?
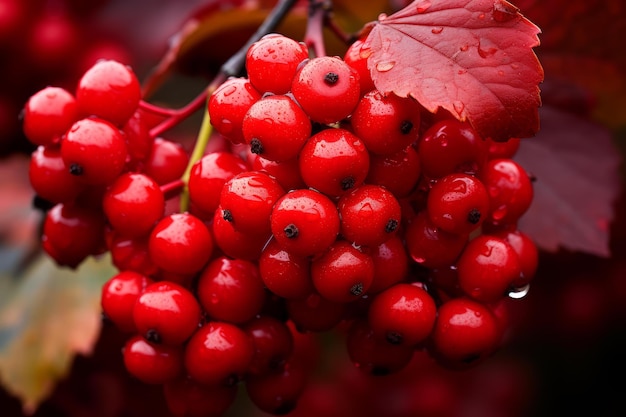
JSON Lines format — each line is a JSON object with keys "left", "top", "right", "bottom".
{"left": 0, "top": 253, "right": 116, "bottom": 414}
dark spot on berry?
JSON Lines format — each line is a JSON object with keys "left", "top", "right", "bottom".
{"left": 349, "top": 282, "right": 364, "bottom": 296}
{"left": 32, "top": 195, "right": 54, "bottom": 212}
{"left": 340, "top": 176, "right": 355, "bottom": 191}
{"left": 385, "top": 219, "right": 399, "bottom": 233}
{"left": 250, "top": 138, "right": 264, "bottom": 155}
{"left": 274, "top": 401, "right": 297, "bottom": 415}
{"left": 467, "top": 208, "right": 482, "bottom": 224}
{"left": 400, "top": 120, "right": 413, "bottom": 134}
{"left": 283, "top": 223, "right": 299, "bottom": 238}
{"left": 69, "top": 163, "right": 83, "bottom": 176}
{"left": 222, "top": 209, "right": 233, "bottom": 222}
{"left": 324, "top": 72, "right": 339, "bottom": 85}
{"left": 145, "top": 329, "right": 161, "bottom": 344}
{"left": 370, "top": 366, "right": 391, "bottom": 376}
{"left": 386, "top": 331, "right": 403, "bottom": 345}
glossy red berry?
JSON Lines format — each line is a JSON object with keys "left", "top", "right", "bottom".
{"left": 242, "top": 95, "right": 311, "bottom": 162}
{"left": 291, "top": 56, "right": 361, "bottom": 124}
{"left": 42, "top": 203, "right": 106, "bottom": 268}
{"left": 208, "top": 77, "right": 262, "bottom": 144}
{"left": 270, "top": 188, "right": 340, "bottom": 257}
{"left": 210, "top": 206, "right": 268, "bottom": 261}
{"left": 244, "top": 315, "right": 294, "bottom": 376}
{"left": 245, "top": 33, "right": 309, "bottom": 95}
{"left": 286, "top": 294, "right": 347, "bottom": 332}
{"left": 108, "top": 233, "right": 160, "bottom": 277}
{"left": 418, "top": 118, "right": 488, "bottom": 179}
{"left": 366, "top": 144, "right": 421, "bottom": 198}
{"left": 184, "top": 321, "right": 255, "bottom": 386}
{"left": 351, "top": 90, "right": 422, "bottom": 155}
{"left": 133, "top": 281, "right": 202, "bottom": 345}
{"left": 368, "top": 283, "right": 437, "bottom": 346}
{"left": 188, "top": 151, "right": 248, "bottom": 216}
{"left": 75, "top": 59, "right": 141, "bottom": 126}
{"left": 338, "top": 184, "right": 401, "bottom": 247}
{"left": 346, "top": 319, "right": 415, "bottom": 376}
{"left": 29, "top": 145, "right": 83, "bottom": 204}
{"left": 366, "top": 236, "right": 409, "bottom": 294}
{"left": 405, "top": 211, "right": 468, "bottom": 269}
{"left": 343, "top": 37, "right": 376, "bottom": 96}
{"left": 311, "top": 240, "right": 374, "bottom": 303}
{"left": 299, "top": 128, "right": 370, "bottom": 197}
{"left": 142, "top": 138, "right": 189, "bottom": 185}
{"left": 103, "top": 173, "right": 164, "bottom": 238}
{"left": 219, "top": 171, "right": 285, "bottom": 236}
{"left": 456, "top": 235, "right": 522, "bottom": 303}
{"left": 123, "top": 335, "right": 184, "bottom": 384}
{"left": 480, "top": 158, "right": 534, "bottom": 226}
{"left": 426, "top": 173, "right": 490, "bottom": 235}
{"left": 101, "top": 270, "right": 153, "bottom": 333}
{"left": 251, "top": 154, "right": 306, "bottom": 191}
{"left": 122, "top": 109, "right": 154, "bottom": 164}
{"left": 429, "top": 297, "right": 500, "bottom": 367}
{"left": 197, "top": 256, "right": 266, "bottom": 324}
{"left": 259, "top": 238, "right": 314, "bottom": 300}
{"left": 148, "top": 213, "right": 213, "bottom": 275}
{"left": 61, "top": 117, "right": 128, "bottom": 185}
{"left": 486, "top": 137, "right": 521, "bottom": 160}
{"left": 22, "top": 86, "right": 77, "bottom": 147}
{"left": 493, "top": 227, "right": 538, "bottom": 287}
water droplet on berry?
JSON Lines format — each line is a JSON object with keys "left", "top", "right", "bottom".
{"left": 459, "top": 44, "right": 469, "bottom": 52}
{"left": 498, "top": 70, "right": 505, "bottom": 76}
{"left": 375, "top": 60, "right": 396, "bottom": 72}
{"left": 481, "top": 246, "right": 493, "bottom": 257}
{"left": 508, "top": 283, "right": 530, "bottom": 299}
{"left": 222, "top": 84, "right": 238, "bottom": 97}
{"left": 491, "top": 206, "right": 508, "bottom": 221}
{"left": 210, "top": 294, "right": 219, "bottom": 304}
{"left": 478, "top": 13, "right": 486, "bottom": 19}
{"left": 453, "top": 101, "right": 465, "bottom": 116}
{"left": 458, "top": 69, "right": 468, "bottom": 75}
{"left": 431, "top": 26, "right": 443, "bottom": 34}
{"left": 416, "top": 0, "right": 431, "bottom": 13}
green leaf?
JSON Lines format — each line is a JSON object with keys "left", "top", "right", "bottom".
{"left": 0, "top": 253, "right": 116, "bottom": 414}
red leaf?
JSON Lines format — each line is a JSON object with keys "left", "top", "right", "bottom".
{"left": 363, "top": 0, "right": 544, "bottom": 141}
{"left": 515, "top": 106, "right": 622, "bottom": 257}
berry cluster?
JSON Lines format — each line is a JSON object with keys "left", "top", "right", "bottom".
{"left": 23, "top": 32, "right": 538, "bottom": 417}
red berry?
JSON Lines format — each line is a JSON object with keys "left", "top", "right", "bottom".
{"left": 208, "top": 77, "right": 262, "bottom": 144}
{"left": 251, "top": 154, "right": 306, "bottom": 191}
{"left": 75, "top": 59, "right": 141, "bottom": 126}
{"left": 188, "top": 151, "right": 248, "bottom": 216}
{"left": 123, "top": 335, "right": 184, "bottom": 384}
{"left": 418, "top": 119, "right": 488, "bottom": 179}
{"left": 270, "top": 188, "right": 340, "bottom": 257}
{"left": 61, "top": 117, "right": 128, "bottom": 185}
{"left": 246, "top": 33, "right": 309, "bottom": 95}
{"left": 486, "top": 137, "right": 521, "bottom": 160}
{"left": 108, "top": 233, "right": 160, "bottom": 276}
{"left": 493, "top": 227, "right": 538, "bottom": 287}
{"left": 429, "top": 297, "right": 500, "bottom": 367}
{"left": 148, "top": 213, "right": 213, "bottom": 275}
{"left": 299, "top": 128, "right": 370, "bottom": 197}
{"left": 343, "top": 37, "right": 376, "bottom": 96}
{"left": 219, "top": 171, "right": 285, "bottom": 236}
{"left": 196, "top": 256, "right": 266, "bottom": 324}
{"left": 184, "top": 322, "right": 255, "bottom": 386}
{"left": 338, "top": 184, "right": 401, "bottom": 247}
{"left": 246, "top": 359, "right": 308, "bottom": 415}
{"left": 368, "top": 283, "right": 437, "bottom": 346}
{"left": 426, "top": 173, "right": 490, "bottom": 235}
{"left": 366, "top": 145, "right": 421, "bottom": 198}
{"left": 133, "top": 281, "right": 202, "bottom": 345}
{"left": 456, "top": 235, "right": 522, "bottom": 303}
{"left": 122, "top": 109, "right": 154, "bottom": 164}
{"left": 210, "top": 206, "right": 268, "bottom": 261}
{"left": 366, "top": 236, "right": 409, "bottom": 294}
{"left": 286, "top": 294, "right": 347, "bottom": 332}
{"left": 311, "top": 240, "right": 374, "bottom": 303}
{"left": 291, "top": 56, "right": 361, "bottom": 124}
{"left": 242, "top": 95, "right": 311, "bottom": 162}
{"left": 101, "top": 270, "right": 153, "bottom": 333}
{"left": 29, "top": 146, "right": 83, "bottom": 204}
{"left": 351, "top": 90, "right": 422, "bottom": 155}
{"left": 142, "top": 138, "right": 189, "bottom": 185}
{"left": 259, "top": 238, "right": 314, "bottom": 300}
{"left": 244, "top": 315, "right": 294, "bottom": 376}
{"left": 22, "top": 86, "right": 77, "bottom": 147}
{"left": 103, "top": 173, "right": 165, "bottom": 238}
{"left": 163, "top": 377, "right": 238, "bottom": 417}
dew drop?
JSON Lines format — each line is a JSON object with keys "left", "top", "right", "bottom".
{"left": 478, "top": 13, "right": 485, "bottom": 19}
{"left": 412, "top": 255, "right": 426, "bottom": 264}
{"left": 222, "top": 84, "right": 238, "bottom": 97}
{"left": 416, "top": 0, "right": 431, "bottom": 13}
{"left": 453, "top": 101, "right": 465, "bottom": 116}
{"left": 481, "top": 245, "right": 493, "bottom": 257}
{"left": 431, "top": 26, "right": 443, "bottom": 34}
{"left": 458, "top": 69, "right": 468, "bottom": 75}
{"left": 508, "top": 283, "right": 530, "bottom": 299}
{"left": 491, "top": 206, "right": 507, "bottom": 221}
{"left": 459, "top": 44, "right": 469, "bottom": 52}
{"left": 375, "top": 60, "right": 396, "bottom": 72}
{"left": 498, "top": 70, "right": 505, "bottom": 76}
